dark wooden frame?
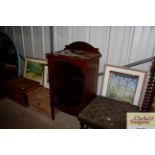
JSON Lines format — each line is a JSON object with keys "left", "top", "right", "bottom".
{"left": 0, "top": 32, "right": 18, "bottom": 98}
{"left": 141, "top": 59, "right": 155, "bottom": 111}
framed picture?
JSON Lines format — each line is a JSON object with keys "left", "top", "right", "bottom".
{"left": 43, "top": 65, "right": 49, "bottom": 88}
{"left": 24, "top": 58, "right": 47, "bottom": 84}
{"left": 101, "top": 64, "right": 147, "bottom": 106}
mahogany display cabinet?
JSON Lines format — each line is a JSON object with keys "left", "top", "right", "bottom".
{"left": 46, "top": 41, "right": 101, "bottom": 119}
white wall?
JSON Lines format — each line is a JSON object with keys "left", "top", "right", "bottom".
{"left": 2, "top": 26, "right": 51, "bottom": 59}
{"left": 1, "top": 26, "right": 155, "bottom": 94}
{"left": 0, "top": 26, "right": 51, "bottom": 74}
{"left": 53, "top": 26, "right": 155, "bottom": 94}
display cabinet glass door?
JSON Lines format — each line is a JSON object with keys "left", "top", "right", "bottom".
{"left": 51, "top": 61, "right": 84, "bottom": 108}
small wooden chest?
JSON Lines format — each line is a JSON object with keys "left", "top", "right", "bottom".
{"left": 27, "top": 87, "right": 51, "bottom": 116}
{"left": 5, "top": 77, "right": 41, "bottom": 106}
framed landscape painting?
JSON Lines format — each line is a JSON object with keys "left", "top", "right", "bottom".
{"left": 24, "top": 58, "right": 47, "bottom": 84}
{"left": 101, "top": 64, "right": 147, "bottom": 106}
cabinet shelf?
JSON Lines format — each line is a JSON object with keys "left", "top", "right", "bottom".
{"left": 53, "top": 72, "right": 84, "bottom": 81}
{"left": 52, "top": 61, "right": 84, "bottom": 79}
{"left": 55, "top": 93, "right": 81, "bottom": 108}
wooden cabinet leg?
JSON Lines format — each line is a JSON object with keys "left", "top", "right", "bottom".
{"left": 80, "top": 121, "right": 89, "bottom": 129}
{"left": 50, "top": 101, "right": 55, "bottom": 120}
{"left": 80, "top": 121, "right": 85, "bottom": 129}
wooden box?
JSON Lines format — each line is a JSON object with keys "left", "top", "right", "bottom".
{"left": 5, "top": 77, "right": 41, "bottom": 106}
{"left": 27, "top": 87, "right": 51, "bottom": 116}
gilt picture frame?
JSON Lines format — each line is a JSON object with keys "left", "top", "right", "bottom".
{"left": 24, "top": 58, "right": 47, "bottom": 85}
{"left": 101, "top": 64, "right": 147, "bottom": 106}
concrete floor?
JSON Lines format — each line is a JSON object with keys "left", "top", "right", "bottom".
{"left": 0, "top": 98, "right": 80, "bottom": 129}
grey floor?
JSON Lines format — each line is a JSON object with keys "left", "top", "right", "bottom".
{"left": 0, "top": 98, "right": 80, "bottom": 129}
